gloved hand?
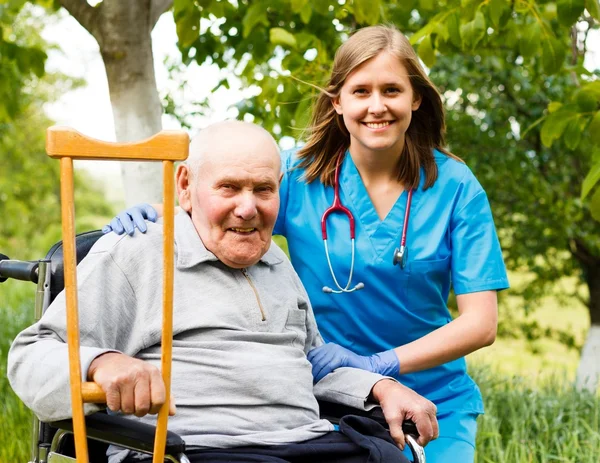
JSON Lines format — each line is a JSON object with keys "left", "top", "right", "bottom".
{"left": 102, "top": 203, "right": 158, "bottom": 236}
{"left": 307, "top": 343, "right": 400, "bottom": 383}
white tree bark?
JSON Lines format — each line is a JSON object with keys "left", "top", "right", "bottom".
{"left": 576, "top": 324, "right": 600, "bottom": 393}
{"left": 60, "top": 0, "right": 173, "bottom": 206}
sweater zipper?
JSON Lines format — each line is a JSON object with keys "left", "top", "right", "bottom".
{"left": 241, "top": 268, "right": 266, "bottom": 321}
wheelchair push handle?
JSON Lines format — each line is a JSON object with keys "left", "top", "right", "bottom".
{"left": 0, "top": 254, "right": 39, "bottom": 283}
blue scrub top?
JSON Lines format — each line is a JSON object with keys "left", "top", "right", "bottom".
{"left": 274, "top": 148, "right": 509, "bottom": 416}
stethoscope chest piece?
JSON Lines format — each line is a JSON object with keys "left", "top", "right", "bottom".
{"left": 393, "top": 245, "right": 408, "bottom": 269}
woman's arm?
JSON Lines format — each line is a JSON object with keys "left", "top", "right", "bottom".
{"left": 394, "top": 290, "right": 497, "bottom": 374}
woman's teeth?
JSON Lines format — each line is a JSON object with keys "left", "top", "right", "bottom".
{"left": 365, "top": 122, "right": 390, "bottom": 129}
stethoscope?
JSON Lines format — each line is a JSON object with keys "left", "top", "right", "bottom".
{"left": 321, "top": 152, "right": 413, "bottom": 294}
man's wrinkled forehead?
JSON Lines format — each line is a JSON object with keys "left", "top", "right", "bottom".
{"left": 188, "top": 121, "right": 280, "bottom": 178}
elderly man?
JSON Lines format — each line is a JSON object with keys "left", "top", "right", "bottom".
{"left": 8, "top": 121, "right": 437, "bottom": 463}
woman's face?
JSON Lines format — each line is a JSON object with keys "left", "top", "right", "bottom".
{"left": 332, "top": 51, "right": 421, "bottom": 160}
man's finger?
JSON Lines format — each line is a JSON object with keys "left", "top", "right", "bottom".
{"left": 148, "top": 368, "right": 166, "bottom": 415}
{"left": 169, "top": 396, "right": 177, "bottom": 416}
{"left": 387, "top": 414, "right": 406, "bottom": 450}
{"left": 104, "top": 384, "right": 122, "bottom": 414}
{"left": 119, "top": 381, "right": 136, "bottom": 415}
{"left": 133, "top": 378, "right": 152, "bottom": 417}
{"left": 414, "top": 412, "right": 434, "bottom": 446}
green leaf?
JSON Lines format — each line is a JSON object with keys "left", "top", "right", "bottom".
{"left": 582, "top": 160, "right": 600, "bottom": 200}
{"left": 419, "top": 0, "right": 435, "bottom": 11}
{"left": 563, "top": 115, "right": 584, "bottom": 150}
{"left": 419, "top": 34, "right": 436, "bottom": 67}
{"left": 588, "top": 110, "right": 600, "bottom": 144}
{"left": 541, "top": 35, "right": 567, "bottom": 75}
{"left": 586, "top": 0, "right": 600, "bottom": 21}
{"left": 291, "top": 0, "right": 309, "bottom": 13}
{"left": 355, "top": 0, "right": 381, "bottom": 24}
{"left": 460, "top": 10, "right": 486, "bottom": 50}
{"left": 447, "top": 12, "right": 462, "bottom": 47}
{"left": 590, "top": 187, "right": 600, "bottom": 222}
{"left": 243, "top": 3, "right": 269, "bottom": 39}
{"left": 175, "top": 6, "right": 201, "bottom": 47}
{"left": 270, "top": 27, "right": 297, "bottom": 49}
{"left": 519, "top": 22, "right": 541, "bottom": 59}
{"left": 574, "top": 87, "right": 599, "bottom": 112}
{"left": 300, "top": 3, "right": 312, "bottom": 24}
{"left": 540, "top": 109, "right": 578, "bottom": 147}
{"left": 548, "top": 101, "right": 563, "bottom": 113}
{"left": 488, "top": 0, "right": 508, "bottom": 28}
{"left": 557, "top": 0, "right": 585, "bottom": 26}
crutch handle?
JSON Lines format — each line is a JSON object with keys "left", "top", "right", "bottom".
{"left": 46, "top": 126, "right": 189, "bottom": 162}
{"left": 81, "top": 382, "right": 106, "bottom": 403}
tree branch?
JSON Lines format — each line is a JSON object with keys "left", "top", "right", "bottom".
{"left": 150, "top": 0, "right": 173, "bottom": 28}
{"left": 59, "top": 0, "right": 101, "bottom": 41}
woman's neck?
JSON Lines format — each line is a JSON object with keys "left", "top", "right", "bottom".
{"left": 349, "top": 144, "right": 402, "bottom": 187}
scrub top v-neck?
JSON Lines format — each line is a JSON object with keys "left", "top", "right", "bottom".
{"left": 274, "top": 148, "right": 509, "bottom": 415}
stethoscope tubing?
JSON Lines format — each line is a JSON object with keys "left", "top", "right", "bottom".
{"left": 321, "top": 150, "right": 413, "bottom": 294}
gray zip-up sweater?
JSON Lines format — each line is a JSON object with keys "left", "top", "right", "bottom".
{"left": 8, "top": 212, "right": 389, "bottom": 461}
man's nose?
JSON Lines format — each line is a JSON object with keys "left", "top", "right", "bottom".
{"left": 234, "top": 192, "right": 258, "bottom": 220}
{"left": 368, "top": 93, "right": 386, "bottom": 114}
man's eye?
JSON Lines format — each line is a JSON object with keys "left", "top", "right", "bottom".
{"left": 256, "top": 186, "right": 273, "bottom": 193}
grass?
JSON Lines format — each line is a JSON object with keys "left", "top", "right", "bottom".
{"left": 1, "top": 254, "right": 597, "bottom": 462}
{"left": 1, "top": 281, "right": 36, "bottom": 463}
{"left": 474, "top": 366, "right": 600, "bottom": 462}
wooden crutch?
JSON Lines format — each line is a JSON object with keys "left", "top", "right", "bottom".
{"left": 46, "top": 126, "right": 189, "bottom": 463}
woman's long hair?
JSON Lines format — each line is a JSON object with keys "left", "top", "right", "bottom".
{"left": 296, "top": 25, "right": 460, "bottom": 189}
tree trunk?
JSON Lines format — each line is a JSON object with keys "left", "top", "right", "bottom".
{"left": 575, "top": 250, "right": 600, "bottom": 393}
{"left": 60, "top": 0, "right": 173, "bottom": 206}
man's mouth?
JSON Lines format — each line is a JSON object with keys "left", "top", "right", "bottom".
{"left": 363, "top": 121, "right": 393, "bottom": 129}
{"left": 228, "top": 227, "right": 257, "bottom": 234}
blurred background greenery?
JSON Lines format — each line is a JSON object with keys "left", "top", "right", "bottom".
{"left": 2, "top": 0, "right": 600, "bottom": 462}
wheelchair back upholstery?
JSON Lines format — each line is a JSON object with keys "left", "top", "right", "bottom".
{"left": 44, "top": 230, "right": 104, "bottom": 304}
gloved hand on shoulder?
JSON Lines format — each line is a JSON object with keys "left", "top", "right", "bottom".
{"left": 102, "top": 203, "right": 158, "bottom": 236}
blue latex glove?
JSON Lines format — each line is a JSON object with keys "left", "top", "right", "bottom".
{"left": 307, "top": 343, "right": 400, "bottom": 383}
{"left": 102, "top": 203, "right": 158, "bottom": 236}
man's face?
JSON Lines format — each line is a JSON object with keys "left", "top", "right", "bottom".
{"left": 178, "top": 139, "right": 281, "bottom": 268}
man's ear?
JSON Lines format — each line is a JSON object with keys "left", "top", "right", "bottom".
{"left": 176, "top": 164, "right": 193, "bottom": 212}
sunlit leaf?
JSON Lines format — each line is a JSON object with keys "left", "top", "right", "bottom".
{"left": 243, "top": 3, "right": 269, "bottom": 38}
{"left": 270, "top": 27, "right": 297, "bottom": 49}
{"left": 582, "top": 160, "right": 600, "bottom": 200}
{"left": 541, "top": 35, "right": 567, "bottom": 75}
{"left": 419, "top": 34, "right": 435, "bottom": 67}
{"left": 460, "top": 10, "right": 486, "bottom": 50}
{"left": 590, "top": 187, "right": 600, "bottom": 222}
{"left": 586, "top": 0, "right": 600, "bottom": 21}
{"left": 557, "top": 0, "right": 585, "bottom": 26}
{"left": 540, "top": 109, "right": 578, "bottom": 147}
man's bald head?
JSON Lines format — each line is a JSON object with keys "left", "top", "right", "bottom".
{"left": 186, "top": 120, "right": 280, "bottom": 183}
{"left": 176, "top": 120, "right": 282, "bottom": 268}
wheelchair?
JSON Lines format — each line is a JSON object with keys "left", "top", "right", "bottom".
{"left": 2, "top": 230, "right": 426, "bottom": 463}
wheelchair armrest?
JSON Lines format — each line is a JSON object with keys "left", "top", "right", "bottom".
{"left": 50, "top": 413, "right": 185, "bottom": 456}
{"left": 317, "top": 400, "right": 418, "bottom": 436}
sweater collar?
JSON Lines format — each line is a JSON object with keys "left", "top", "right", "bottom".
{"left": 174, "top": 212, "right": 282, "bottom": 269}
